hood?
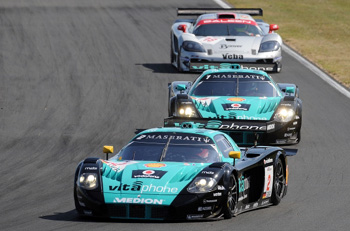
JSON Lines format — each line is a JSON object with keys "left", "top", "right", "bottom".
{"left": 192, "top": 96, "right": 281, "bottom": 120}
{"left": 198, "top": 36, "right": 262, "bottom": 55}
{"left": 102, "top": 160, "right": 209, "bottom": 205}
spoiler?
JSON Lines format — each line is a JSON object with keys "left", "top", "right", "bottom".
{"left": 177, "top": 8, "right": 263, "bottom": 16}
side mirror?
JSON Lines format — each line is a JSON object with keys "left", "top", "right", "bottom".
{"left": 176, "top": 84, "right": 187, "bottom": 91}
{"left": 285, "top": 86, "right": 295, "bottom": 94}
{"left": 103, "top": 145, "right": 114, "bottom": 160}
{"left": 177, "top": 24, "right": 187, "bottom": 33}
{"left": 269, "top": 24, "right": 279, "bottom": 33}
{"left": 229, "top": 151, "right": 241, "bottom": 159}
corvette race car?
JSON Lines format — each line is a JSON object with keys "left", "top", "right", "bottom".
{"left": 171, "top": 8, "right": 283, "bottom": 72}
{"left": 74, "top": 123, "right": 293, "bottom": 220}
{"left": 165, "top": 64, "right": 302, "bottom": 145}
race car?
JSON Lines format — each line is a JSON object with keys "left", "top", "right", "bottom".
{"left": 165, "top": 64, "right": 302, "bottom": 145}
{"left": 74, "top": 122, "right": 294, "bottom": 221}
{"left": 171, "top": 8, "right": 283, "bottom": 72}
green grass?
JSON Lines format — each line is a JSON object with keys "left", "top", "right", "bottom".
{"left": 227, "top": 0, "right": 350, "bottom": 87}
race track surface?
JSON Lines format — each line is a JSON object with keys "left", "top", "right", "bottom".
{"left": 1, "top": 1, "right": 350, "bottom": 230}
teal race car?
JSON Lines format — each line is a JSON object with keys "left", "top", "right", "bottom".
{"left": 165, "top": 64, "right": 302, "bottom": 145}
{"left": 74, "top": 122, "right": 293, "bottom": 221}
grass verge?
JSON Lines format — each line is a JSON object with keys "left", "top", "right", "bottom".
{"left": 227, "top": 0, "right": 350, "bottom": 88}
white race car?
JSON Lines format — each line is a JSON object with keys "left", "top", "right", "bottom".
{"left": 171, "top": 8, "right": 283, "bottom": 73}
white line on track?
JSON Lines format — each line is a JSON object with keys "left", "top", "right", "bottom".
{"left": 214, "top": 0, "right": 350, "bottom": 99}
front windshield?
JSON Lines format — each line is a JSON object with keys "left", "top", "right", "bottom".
{"left": 192, "top": 80, "right": 279, "bottom": 97}
{"left": 193, "top": 23, "right": 263, "bottom": 37}
{"left": 113, "top": 132, "right": 221, "bottom": 163}
{"left": 116, "top": 142, "right": 220, "bottom": 163}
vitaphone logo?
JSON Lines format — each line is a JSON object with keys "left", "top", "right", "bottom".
{"left": 109, "top": 181, "right": 179, "bottom": 194}
{"left": 192, "top": 63, "right": 274, "bottom": 72}
{"left": 205, "top": 120, "right": 266, "bottom": 131}
{"left": 222, "top": 53, "right": 244, "bottom": 59}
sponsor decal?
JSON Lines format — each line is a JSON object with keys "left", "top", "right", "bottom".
{"left": 219, "top": 123, "right": 266, "bottom": 131}
{"left": 261, "top": 200, "right": 270, "bottom": 206}
{"left": 187, "top": 214, "right": 204, "bottom": 219}
{"left": 84, "top": 166, "right": 97, "bottom": 170}
{"left": 263, "top": 166, "right": 273, "bottom": 198}
{"left": 132, "top": 170, "right": 167, "bottom": 179}
{"left": 217, "top": 185, "right": 225, "bottom": 190}
{"left": 227, "top": 97, "right": 246, "bottom": 102}
{"left": 238, "top": 176, "right": 250, "bottom": 201}
{"left": 222, "top": 103, "right": 251, "bottom": 111}
{"left": 109, "top": 182, "right": 178, "bottom": 194}
{"left": 200, "top": 19, "right": 254, "bottom": 25}
{"left": 267, "top": 124, "right": 275, "bottom": 131}
{"left": 213, "top": 192, "right": 222, "bottom": 197}
{"left": 287, "top": 127, "right": 296, "bottom": 131}
{"left": 245, "top": 204, "right": 250, "bottom": 210}
{"left": 222, "top": 53, "right": 244, "bottom": 59}
{"left": 144, "top": 163, "right": 166, "bottom": 168}
{"left": 202, "top": 37, "right": 219, "bottom": 42}
{"left": 102, "top": 160, "right": 138, "bottom": 173}
{"left": 220, "top": 44, "right": 242, "bottom": 49}
{"left": 253, "top": 202, "right": 258, "bottom": 208}
{"left": 240, "top": 65, "right": 274, "bottom": 72}
{"left": 264, "top": 158, "right": 273, "bottom": 165}
{"left": 293, "top": 121, "right": 298, "bottom": 125}
{"left": 208, "top": 74, "right": 266, "bottom": 80}
{"left": 113, "top": 197, "right": 164, "bottom": 205}
{"left": 284, "top": 133, "right": 293, "bottom": 138}
{"left": 192, "top": 97, "right": 218, "bottom": 107}
{"left": 203, "top": 199, "right": 218, "bottom": 204}
{"left": 201, "top": 171, "right": 215, "bottom": 175}
{"left": 136, "top": 134, "right": 212, "bottom": 143}
{"left": 198, "top": 206, "right": 212, "bottom": 211}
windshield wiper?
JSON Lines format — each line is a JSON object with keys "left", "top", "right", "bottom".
{"left": 159, "top": 136, "right": 172, "bottom": 162}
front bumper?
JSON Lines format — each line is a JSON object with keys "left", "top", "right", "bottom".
{"left": 164, "top": 117, "right": 300, "bottom": 145}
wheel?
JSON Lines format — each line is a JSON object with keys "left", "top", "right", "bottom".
{"left": 176, "top": 48, "right": 184, "bottom": 72}
{"left": 271, "top": 158, "right": 286, "bottom": 205}
{"left": 223, "top": 174, "right": 238, "bottom": 219}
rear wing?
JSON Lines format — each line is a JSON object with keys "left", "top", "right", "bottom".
{"left": 177, "top": 8, "right": 263, "bottom": 16}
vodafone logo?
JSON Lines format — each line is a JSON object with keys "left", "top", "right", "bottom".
{"left": 142, "top": 170, "right": 155, "bottom": 175}
{"left": 232, "top": 104, "right": 241, "bottom": 108}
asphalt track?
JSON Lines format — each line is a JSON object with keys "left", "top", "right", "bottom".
{"left": 1, "top": 1, "right": 350, "bottom": 231}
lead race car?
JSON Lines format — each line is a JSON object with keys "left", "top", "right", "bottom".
{"left": 171, "top": 8, "right": 283, "bottom": 72}
{"left": 74, "top": 123, "right": 294, "bottom": 220}
{"left": 165, "top": 64, "right": 302, "bottom": 145}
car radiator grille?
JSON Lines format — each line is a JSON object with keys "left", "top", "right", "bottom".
{"left": 107, "top": 204, "right": 169, "bottom": 219}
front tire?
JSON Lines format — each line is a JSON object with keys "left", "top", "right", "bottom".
{"left": 223, "top": 174, "right": 238, "bottom": 219}
{"left": 271, "top": 158, "right": 286, "bottom": 205}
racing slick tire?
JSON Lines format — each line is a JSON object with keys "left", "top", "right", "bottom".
{"left": 223, "top": 174, "right": 238, "bottom": 219}
{"left": 271, "top": 158, "right": 286, "bottom": 205}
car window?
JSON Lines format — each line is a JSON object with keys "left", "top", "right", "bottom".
{"left": 214, "top": 135, "right": 234, "bottom": 158}
{"left": 192, "top": 80, "right": 278, "bottom": 97}
{"left": 194, "top": 23, "right": 263, "bottom": 37}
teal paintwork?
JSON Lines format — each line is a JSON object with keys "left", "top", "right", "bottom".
{"left": 99, "top": 126, "right": 239, "bottom": 210}
{"left": 188, "top": 68, "right": 283, "bottom": 120}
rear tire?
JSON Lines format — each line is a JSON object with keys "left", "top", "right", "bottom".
{"left": 271, "top": 158, "right": 286, "bottom": 205}
{"left": 223, "top": 174, "right": 238, "bottom": 219}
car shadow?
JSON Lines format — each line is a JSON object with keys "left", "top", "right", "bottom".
{"left": 136, "top": 63, "right": 180, "bottom": 74}
{"left": 39, "top": 209, "right": 190, "bottom": 223}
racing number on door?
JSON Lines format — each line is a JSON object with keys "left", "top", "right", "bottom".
{"left": 266, "top": 174, "right": 271, "bottom": 191}
{"left": 263, "top": 166, "right": 273, "bottom": 198}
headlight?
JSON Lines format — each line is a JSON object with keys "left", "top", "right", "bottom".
{"left": 79, "top": 173, "right": 98, "bottom": 190}
{"left": 178, "top": 106, "right": 198, "bottom": 117}
{"left": 274, "top": 108, "right": 295, "bottom": 122}
{"left": 182, "top": 41, "right": 206, "bottom": 52}
{"left": 187, "top": 177, "right": 217, "bottom": 193}
{"left": 259, "top": 41, "right": 280, "bottom": 52}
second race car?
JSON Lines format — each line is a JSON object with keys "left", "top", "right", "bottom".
{"left": 165, "top": 64, "right": 302, "bottom": 145}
